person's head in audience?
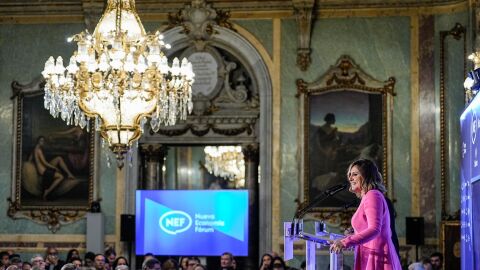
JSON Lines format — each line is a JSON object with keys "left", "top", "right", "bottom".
{"left": 142, "top": 258, "right": 161, "bottom": 270}
{"left": 84, "top": 253, "right": 95, "bottom": 268}
{"left": 30, "top": 255, "right": 45, "bottom": 270}
{"left": 44, "top": 247, "right": 60, "bottom": 266}
{"left": 93, "top": 254, "right": 106, "bottom": 270}
{"left": 421, "top": 258, "right": 432, "bottom": 270}
{"left": 60, "top": 263, "right": 76, "bottom": 270}
{"left": 186, "top": 257, "right": 200, "bottom": 270}
{"left": 220, "top": 252, "right": 233, "bottom": 269}
{"left": 193, "top": 265, "right": 207, "bottom": 270}
{"left": 10, "top": 257, "right": 22, "bottom": 269}
{"left": 259, "top": 253, "right": 273, "bottom": 270}
{"left": 21, "top": 262, "right": 31, "bottom": 270}
{"left": 104, "top": 248, "right": 116, "bottom": 266}
{"left": 70, "top": 259, "right": 81, "bottom": 270}
{"left": 1, "top": 252, "right": 10, "bottom": 268}
{"left": 143, "top": 254, "right": 154, "bottom": 265}
{"left": 6, "top": 265, "right": 18, "bottom": 270}
{"left": 231, "top": 259, "right": 236, "bottom": 270}
{"left": 429, "top": 252, "right": 443, "bottom": 270}
{"left": 271, "top": 257, "right": 286, "bottom": 270}
{"left": 161, "top": 259, "right": 177, "bottom": 270}
{"left": 112, "top": 257, "right": 128, "bottom": 270}
{"left": 66, "top": 250, "right": 80, "bottom": 264}
{"left": 179, "top": 257, "right": 188, "bottom": 270}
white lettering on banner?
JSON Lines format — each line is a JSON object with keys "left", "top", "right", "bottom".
{"left": 159, "top": 211, "right": 192, "bottom": 235}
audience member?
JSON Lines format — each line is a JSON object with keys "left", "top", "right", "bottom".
{"left": 30, "top": 255, "right": 45, "bottom": 270}
{"left": 179, "top": 258, "right": 188, "bottom": 270}
{"left": 429, "top": 252, "right": 443, "bottom": 270}
{"left": 69, "top": 259, "right": 81, "bottom": 270}
{"left": 186, "top": 258, "right": 200, "bottom": 270}
{"left": 104, "top": 248, "right": 116, "bottom": 270}
{"left": 142, "top": 258, "right": 161, "bottom": 270}
{"left": 44, "top": 247, "right": 64, "bottom": 270}
{"left": 259, "top": 254, "right": 273, "bottom": 270}
{"left": 161, "top": 259, "right": 177, "bottom": 270}
{"left": 65, "top": 250, "right": 79, "bottom": 264}
{"left": 408, "top": 258, "right": 432, "bottom": 270}
{"left": 9, "top": 258, "right": 22, "bottom": 269}
{"left": 219, "top": 253, "right": 234, "bottom": 270}
{"left": 111, "top": 257, "right": 128, "bottom": 270}
{"left": 114, "top": 266, "right": 128, "bottom": 270}
{"left": 59, "top": 264, "right": 75, "bottom": 270}
{"left": 1, "top": 252, "right": 10, "bottom": 270}
{"left": 21, "top": 263, "right": 31, "bottom": 270}
{"left": 93, "top": 255, "right": 106, "bottom": 270}
{"left": 84, "top": 253, "right": 95, "bottom": 268}
{"left": 193, "top": 265, "right": 207, "bottom": 270}
{"left": 271, "top": 257, "right": 286, "bottom": 270}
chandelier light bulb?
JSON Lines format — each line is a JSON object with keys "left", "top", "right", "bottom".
{"left": 41, "top": 0, "right": 194, "bottom": 167}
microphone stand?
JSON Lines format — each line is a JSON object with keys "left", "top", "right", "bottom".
{"left": 290, "top": 183, "right": 348, "bottom": 235}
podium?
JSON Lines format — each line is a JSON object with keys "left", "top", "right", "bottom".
{"left": 284, "top": 220, "right": 346, "bottom": 270}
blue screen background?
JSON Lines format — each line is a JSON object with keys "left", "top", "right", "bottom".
{"left": 136, "top": 190, "right": 249, "bottom": 256}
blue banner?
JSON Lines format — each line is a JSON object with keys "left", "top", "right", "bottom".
{"left": 136, "top": 190, "right": 249, "bottom": 256}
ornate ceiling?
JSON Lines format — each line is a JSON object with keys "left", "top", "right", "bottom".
{"left": 0, "top": 0, "right": 468, "bottom": 18}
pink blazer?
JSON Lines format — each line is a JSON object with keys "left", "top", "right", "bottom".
{"left": 341, "top": 190, "right": 402, "bottom": 270}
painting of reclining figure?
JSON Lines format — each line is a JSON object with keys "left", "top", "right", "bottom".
{"left": 18, "top": 94, "right": 94, "bottom": 207}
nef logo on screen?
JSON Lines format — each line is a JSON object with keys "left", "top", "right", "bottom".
{"left": 159, "top": 210, "right": 192, "bottom": 235}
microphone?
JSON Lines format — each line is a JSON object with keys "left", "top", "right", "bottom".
{"left": 295, "top": 182, "right": 349, "bottom": 219}
{"left": 324, "top": 182, "right": 349, "bottom": 196}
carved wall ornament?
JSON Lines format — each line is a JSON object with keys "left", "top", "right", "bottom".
{"left": 292, "top": 0, "right": 315, "bottom": 71}
{"left": 296, "top": 55, "right": 396, "bottom": 228}
{"left": 167, "top": 0, "right": 235, "bottom": 47}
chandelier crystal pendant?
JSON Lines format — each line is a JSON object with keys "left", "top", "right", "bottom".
{"left": 41, "top": 0, "right": 194, "bottom": 166}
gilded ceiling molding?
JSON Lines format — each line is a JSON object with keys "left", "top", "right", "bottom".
{"left": 0, "top": 1, "right": 470, "bottom": 23}
{"left": 292, "top": 0, "right": 315, "bottom": 71}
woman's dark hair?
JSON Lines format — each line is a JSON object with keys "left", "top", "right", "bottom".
{"left": 66, "top": 249, "right": 80, "bottom": 263}
{"left": 271, "top": 257, "right": 286, "bottom": 270}
{"left": 259, "top": 253, "right": 273, "bottom": 269}
{"left": 347, "top": 158, "right": 386, "bottom": 193}
{"left": 112, "top": 256, "right": 129, "bottom": 269}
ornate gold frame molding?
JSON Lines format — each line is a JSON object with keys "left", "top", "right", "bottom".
{"left": 296, "top": 55, "right": 396, "bottom": 227}
{"left": 439, "top": 22, "right": 466, "bottom": 220}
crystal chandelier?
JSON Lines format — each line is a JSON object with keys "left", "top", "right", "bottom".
{"left": 204, "top": 146, "right": 245, "bottom": 185}
{"left": 41, "top": 0, "right": 194, "bottom": 165}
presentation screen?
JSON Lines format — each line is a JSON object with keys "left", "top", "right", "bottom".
{"left": 135, "top": 190, "right": 249, "bottom": 256}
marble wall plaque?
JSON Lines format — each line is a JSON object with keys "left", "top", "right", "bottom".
{"left": 188, "top": 52, "right": 218, "bottom": 96}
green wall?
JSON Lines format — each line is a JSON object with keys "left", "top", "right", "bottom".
{"left": 0, "top": 24, "right": 116, "bottom": 235}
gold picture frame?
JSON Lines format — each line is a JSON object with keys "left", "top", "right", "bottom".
{"left": 296, "top": 55, "right": 395, "bottom": 226}
{"left": 8, "top": 76, "right": 97, "bottom": 232}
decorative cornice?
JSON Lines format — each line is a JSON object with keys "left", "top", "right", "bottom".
{"left": 0, "top": 0, "right": 469, "bottom": 21}
{"left": 293, "top": 0, "right": 315, "bottom": 71}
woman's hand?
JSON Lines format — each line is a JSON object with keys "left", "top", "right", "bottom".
{"left": 329, "top": 240, "right": 345, "bottom": 253}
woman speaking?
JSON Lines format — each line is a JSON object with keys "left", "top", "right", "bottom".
{"left": 330, "top": 159, "right": 401, "bottom": 270}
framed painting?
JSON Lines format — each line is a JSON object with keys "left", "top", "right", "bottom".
{"left": 296, "top": 56, "right": 395, "bottom": 226}
{"left": 8, "top": 77, "right": 97, "bottom": 232}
